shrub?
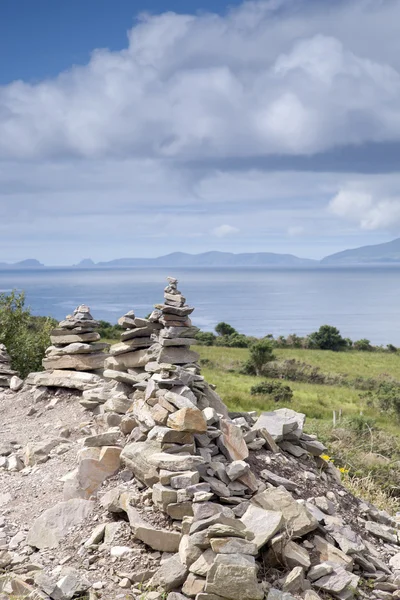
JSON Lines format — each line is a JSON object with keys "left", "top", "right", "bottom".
{"left": 285, "top": 334, "right": 303, "bottom": 348}
{"left": 308, "top": 325, "right": 348, "bottom": 351}
{"left": 0, "top": 290, "right": 57, "bottom": 378}
{"left": 98, "top": 320, "right": 123, "bottom": 340}
{"left": 195, "top": 331, "right": 216, "bottom": 346}
{"left": 215, "top": 322, "right": 237, "bottom": 336}
{"left": 214, "top": 333, "right": 250, "bottom": 348}
{"left": 250, "top": 380, "right": 293, "bottom": 402}
{"left": 347, "top": 414, "right": 376, "bottom": 435}
{"left": 243, "top": 339, "right": 275, "bottom": 376}
{"left": 353, "top": 339, "right": 374, "bottom": 352}
{"left": 387, "top": 344, "right": 398, "bottom": 353}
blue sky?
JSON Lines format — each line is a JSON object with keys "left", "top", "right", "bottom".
{"left": 1, "top": 0, "right": 400, "bottom": 264}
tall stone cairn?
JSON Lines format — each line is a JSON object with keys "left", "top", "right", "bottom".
{"left": 42, "top": 305, "right": 109, "bottom": 372}
{"left": 0, "top": 344, "right": 17, "bottom": 388}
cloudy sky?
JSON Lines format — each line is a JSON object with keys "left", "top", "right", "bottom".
{"left": 1, "top": 0, "right": 400, "bottom": 264}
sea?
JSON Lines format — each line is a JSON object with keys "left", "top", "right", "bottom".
{"left": 0, "top": 266, "right": 399, "bottom": 345}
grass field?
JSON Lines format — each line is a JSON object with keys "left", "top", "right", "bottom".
{"left": 196, "top": 345, "right": 400, "bottom": 380}
{"left": 195, "top": 344, "right": 400, "bottom": 506}
{"left": 195, "top": 345, "right": 394, "bottom": 426}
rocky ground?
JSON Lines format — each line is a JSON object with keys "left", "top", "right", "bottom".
{"left": 2, "top": 279, "right": 400, "bottom": 600}
{"left": 1, "top": 381, "right": 400, "bottom": 600}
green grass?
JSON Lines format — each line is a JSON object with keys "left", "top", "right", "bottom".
{"left": 195, "top": 344, "right": 400, "bottom": 380}
{"left": 195, "top": 345, "right": 400, "bottom": 434}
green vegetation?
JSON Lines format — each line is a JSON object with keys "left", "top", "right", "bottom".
{"left": 98, "top": 320, "right": 123, "bottom": 340}
{"left": 308, "top": 324, "right": 348, "bottom": 351}
{"left": 242, "top": 339, "right": 275, "bottom": 375}
{"left": 0, "top": 290, "right": 56, "bottom": 378}
{"left": 250, "top": 380, "right": 293, "bottom": 403}
{"left": 195, "top": 342, "right": 400, "bottom": 505}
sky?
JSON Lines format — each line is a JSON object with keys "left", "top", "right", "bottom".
{"left": 1, "top": 0, "right": 400, "bottom": 264}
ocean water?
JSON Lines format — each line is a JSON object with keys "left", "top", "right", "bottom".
{"left": 0, "top": 267, "right": 399, "bottom": 345}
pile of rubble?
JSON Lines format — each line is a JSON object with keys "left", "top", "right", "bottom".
{"left": 1, "top": 278, "right": 400, "bottom": 600}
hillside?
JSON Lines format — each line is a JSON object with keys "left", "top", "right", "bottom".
{"left": 93, "top": 251, "right": 317, "bottom": 268}
{"left": 322, "top": 237, "right": 400, "bottom": 265}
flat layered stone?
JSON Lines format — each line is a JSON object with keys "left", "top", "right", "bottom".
{"left": 120, "top": 325, "right": 161, "bottom": 341}
{"left": 167, "top": 407, "right": 207, "bottom": 433}
{"left": 252, "top": 487, "right": 318, "bottom": 538}
{"left": 120, "top": 440, "right": 162, "bottom": 485}
{"left": 158, "top": 346, "right": 200, "bottom": 365}
{"left": 210, "top": 537, "right": 258, "bottom": 555}
{"left": 218, "top": 419, "right": 249, "bottom": 461}
{"left": 155, "top": 304, "right": 194, "bottom": 316}
{"left": 25, "top": 370, "right": 102, "bottom": 390}
{"left": 104, "top": 349, "right": 150, "bottom": 370}
{"left": 241, "top": 505, "right": 283, "bottom": 549}
{"left": 160, "top": 337, "right": 197, "bottom": 346}
{"left": 149, "top": 452, "right": 205, "bottom": 471}
{"left": 42, "top": 352, "right": 107, "bottom": 371}
{"left": 313, "top": 535, "right": 354, "bottom": 570}
{"left": 46, "top": 342, "right": 109, "bottom": 356}
{"left": 205, "top": 553, "right": 264, "bottom": 600}
{"left": 252, "top": 409, "right": 305, "bottom": 441}
{"left": 50, "top": 332, "right": 100, "bottom": 344}
{"left": 160, "top": 326, "right": 200, "bottom": 339}
{"left": 27, "top": 499, "right": 95, "bottom": 549}
{"left": 110, "top": 338, "right": 153, "bottom": 355}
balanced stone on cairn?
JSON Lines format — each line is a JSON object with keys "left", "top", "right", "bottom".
{"left": 42, "top": 305, "right": 109, "bottom": 372}
{"left": 0, "top": 344, "right": 17, "bottom": 387}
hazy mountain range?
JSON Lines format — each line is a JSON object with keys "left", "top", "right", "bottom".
{"left": 3, "top": 238, "right": 400, "bottom": 268}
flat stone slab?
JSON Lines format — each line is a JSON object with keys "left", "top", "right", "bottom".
{"left": 27, "top": 499, "right": 95, "bottom": 549}
{"left": 26, "top": 370, "right": 103, "bottom": 390}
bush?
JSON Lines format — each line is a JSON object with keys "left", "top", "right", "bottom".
{"left": 0, "top": 290, "right": 57, "bottom": 378}
{"left": 353, "top": 339, "right": 374, "bottom": 352}
{"left": 308, "top": 325, "right": 348, "bottom": 351}
{"left": 387, "top": 344, "right": 398, "bottom": 353}
{"left": 243, "top": 339, "right": 275, "bottom": 376}
{"left": 195, "top": 331, "right": 216, "bottom": 346}
{"left": 98, "top": 320, "right": 123, "bottom": 340}
{"left": 250, "top": 380, "right": 293, "bottom": 402}
{"left": 367, "top": 381, "right": 400, "bottom": 417}
{"left": 215, "top": 322, "right": 237, "bottom": 336}
{"left": 214, "top": 333, "right": 250, "bottom": 348}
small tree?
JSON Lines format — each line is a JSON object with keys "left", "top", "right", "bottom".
{"left": 195, "top": 331, "right": 216, "bottom": 346}
{"left": 353, "top": 339, "right": 374, "bottom": 352}
{"left": 244, "top": 339, "right": 276, "bottom": 376}
{"left": 215, "top": 322, "right": 237, "bottom": 337}
{"left": 308, "top": 325, "right": 347, "bottom": 352}
{"left": 0, "top": 290, "right": 55, "bottom": 378}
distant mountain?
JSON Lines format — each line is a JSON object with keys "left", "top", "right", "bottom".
{"left": 93, "top": 251, "right": 317, "bottom": 268}
{"left": 0, "top": 259, "right": 44, "bottom": 269}
{"left": 75, "top": 258, "right": 96, "bottom": 268}
{"left": 322, "top": 238, "right": 400, "bottom": 265}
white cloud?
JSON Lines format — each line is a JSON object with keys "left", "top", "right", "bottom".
{"left": 2, "top": 1, "right": 400, "bottom": 160}
{"left": 329, "top": 185, "right": 400, "bottom": 230}
{"left": 2, "top": 0, "right": 400, "bottom": 261}
{"left": 212, "top": 224, "right": 240, "bottom": 237}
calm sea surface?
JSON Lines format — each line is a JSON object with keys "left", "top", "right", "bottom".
{"left": 0, "top": 267, "right": 399, "bottom": 345}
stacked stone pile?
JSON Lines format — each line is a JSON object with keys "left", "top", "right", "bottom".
{"left": 26, "top": 305, "right": 108, "bottom": 390}
{"left": 102, "top": 308, "right": 162, "bottom": 385}
{"left": 9, "top": 278, "right": 400, "bottom": 600}
{"left": 0, "top": 343, "right": 16, "bottom": 388}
